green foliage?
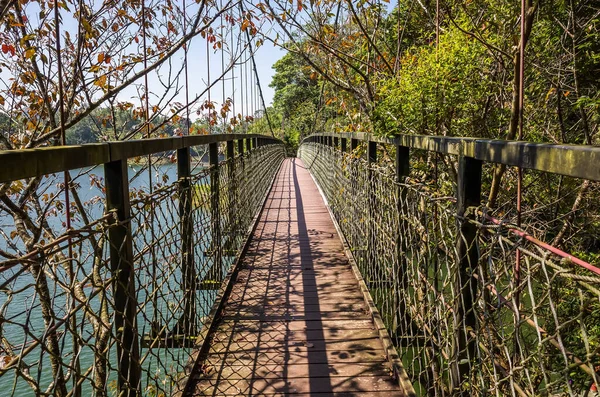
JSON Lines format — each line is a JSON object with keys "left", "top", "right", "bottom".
{"left": 270, "top": 52, "right": 320, "bottom": 117}
{"left": 267, "top": 52, "right": 322, "bottom": 151}
{"left": 373, "top": 24, "right": 496, "bottom": 138}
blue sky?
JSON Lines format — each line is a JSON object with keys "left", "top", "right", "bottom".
{"left": 1, "top": 0, "right": 396, "bottom": 123}
{"left": 0, "top": 1, "right": 286, "bottom": 124}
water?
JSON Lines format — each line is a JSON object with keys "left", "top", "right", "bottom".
{"left": 0, "top": 163, "right": 221, "bottom": 396}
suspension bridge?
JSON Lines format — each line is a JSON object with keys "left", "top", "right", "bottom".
{"left": 0, "top": 0, "right": 599, "bottom": 395}
{"left": 1, "top": 131, "right": 599, "bottom": 396}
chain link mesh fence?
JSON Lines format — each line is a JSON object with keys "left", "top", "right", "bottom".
{"left": 299, "top": 141, "right": 600, "bottom": 397}
{"left": 0, "top": 141, "right": 284, "bottom": 396}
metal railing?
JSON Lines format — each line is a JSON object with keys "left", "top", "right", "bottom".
{"left": 0, "top": 134, "right": 284, "bottom": 396}
{"left": 299, "top": 132, "right": 600, "bottom": 396}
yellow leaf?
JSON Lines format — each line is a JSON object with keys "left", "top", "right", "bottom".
{"left": 97, "top": 52, "right": 104, "bottom": 63}
{"left": 0, "top": 95, "right": 4, "bottom": 105}
{"left": 94, "top": 74, "right": 107, "bottom": 88}
{"left": 25, "top": 48, "right": 35, "bottom": 59}
{"left": 82, "top": 19, "right": 93, "bottom": 33}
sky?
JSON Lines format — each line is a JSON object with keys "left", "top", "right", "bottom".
{"left": 109, "top": 1, "right": 288, "bottom": 122}
{"left": 0, "top": 0, "right": 286, "bottom": 125}
{"left": 1, "top": 0, "right": 397, "bottom": 124}
{"left": 122, "top": 18, "right": 286, "bottom": 119}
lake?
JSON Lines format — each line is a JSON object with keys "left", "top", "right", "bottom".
{"left": 0, "top": 162, "right": 227, "bottom": 396}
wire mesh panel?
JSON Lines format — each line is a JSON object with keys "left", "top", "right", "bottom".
{"left": 0, "top": 141, "right": 284, "bottom": 396}
{"left": 299, "top": 141, "right": 600, "bottom": 397}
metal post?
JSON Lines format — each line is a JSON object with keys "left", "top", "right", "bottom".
{"left": 227, "top": 140, "right": 235, "bottom": 161}
{"left": 348, "top": 136, "right": 359, "bottom": 249}
{"left": 210, "top": 142, "right": 221, "bottom": 279}
{"left": 341, "top": 137, "right": 347, "bottom": 153}
{"left": 226, "top": 140, "right": 236, "bottom": 254}
{"left": 368, "top": 141, "right": 377, "bottom": 163}
{"left": 453, "top": 155, "right": 482, "bottom": 394}
{"left": 104, "top": 159, "right": 141, "bottom": 397}
{"left": 393, "top": 145, "right": 410, "bottom": 336}
{"left": 201, "top": 142, "right": 222, "bottom": 289}
{"left": 238, "top": 138, "right": 244, "bottom": 156}
{"left": 246, "top": 137, "right": 252, "bottom": 152}
{"left": 333, "top": 136, "right": 339, "bottom": 150}
{"left": 177, "top": 146, "right": 196, "bottom": 339}
{"left": 367, "top": 141, "right": 377, "bottom": 284}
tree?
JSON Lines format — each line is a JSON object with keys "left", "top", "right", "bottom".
{"left": 0, "top": 1, "right": 267, "bottom": 395}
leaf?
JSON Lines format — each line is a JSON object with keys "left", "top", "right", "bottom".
{"left": 94, "top": 74, "right": 107, "bottom": 88}
{"left": 25, "top": 48, "right": 35, "bottom": 59}
{"left": 82, "top": 19, "right": 93, "bottom": 33}
{"left": 1, "top": 44, "right": 15, "bottom": 56}
{"left": 21, "top": 34, "right": 36, "bottom": 44}
{"left": 97, "top": 52, "right": 104, "bottom": 63}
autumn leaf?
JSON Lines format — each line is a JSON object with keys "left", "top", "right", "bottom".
{"left": 94, "top": 74, "right": 107, "bottom": 89}
{"left": 25, "top": 48, "right": 36, "bottom": 59}
{"left": 167, "top": 21, "right": 176, "bottom": 33}
{"left": 97, "top": 52, "right": 105, "bottom": 63}
{"left": 1, "top": 43, "right": 16, "bottom": 56}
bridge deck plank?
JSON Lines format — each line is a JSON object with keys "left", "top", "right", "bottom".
{"left": 189, "top": 158, "right": 404, "bottom": 396}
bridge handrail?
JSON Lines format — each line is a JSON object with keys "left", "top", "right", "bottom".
{"left": 0, "top": 133, "right": 279, "bottom": 184}
{"left": 298, "top": 135, "right": 600, "bottom": 396}
{"left": 0, "top": 133, "right": 284, "bottom": 397}
{"left": 304, "top": 132, "right": 600, "bottom": 181}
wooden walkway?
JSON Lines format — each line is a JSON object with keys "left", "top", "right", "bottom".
{"left": 189, "top": 158, "right": 405, "bottom": 396}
